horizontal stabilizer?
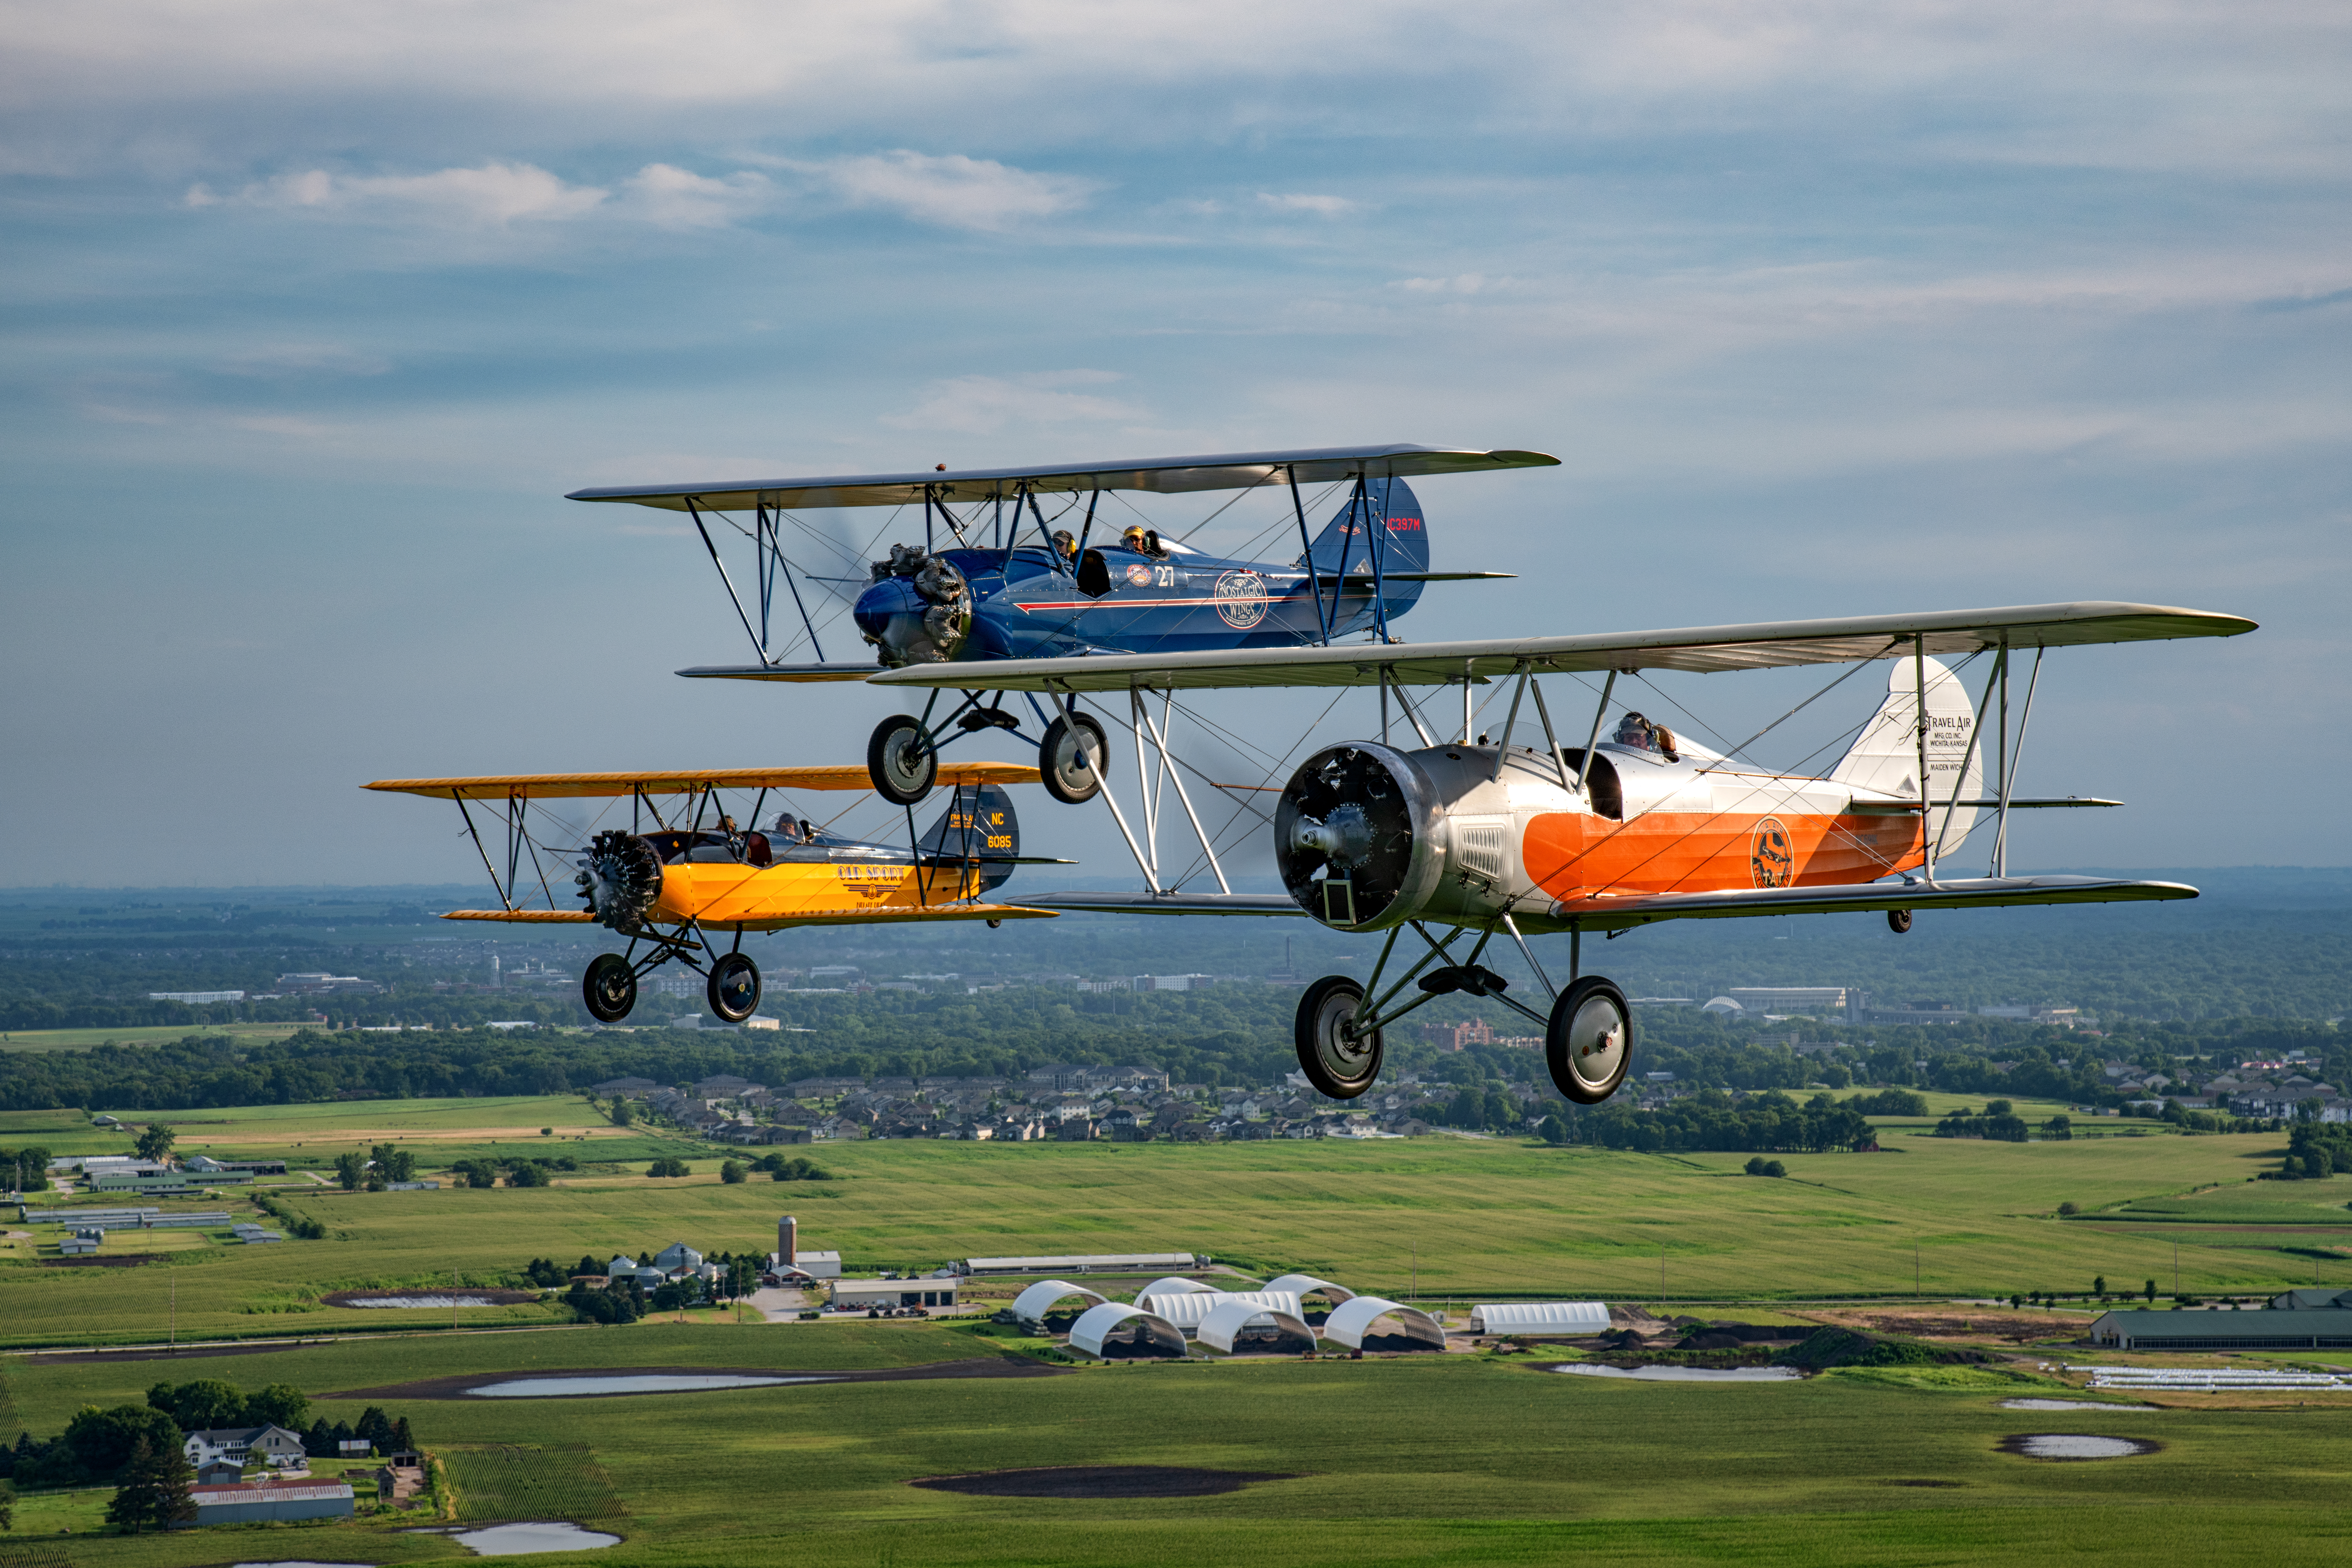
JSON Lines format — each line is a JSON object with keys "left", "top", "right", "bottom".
{"left": 1847, "top": 797, "right": 2123, "bottom": 813}
{"left": 677, "top": 663, "right": 881, "bottom": 683}
{"left": 1547, "top": 875, "right": 2195, "bottom": 931}
{"left": 1028, "top": 891, "right": 1306, "bottom": 917}
{"left": 1313, "top": 571, "right": 1516, "bottom": 584}
{"left": 367, "top": 761, "right": 1040, "bottom": 799}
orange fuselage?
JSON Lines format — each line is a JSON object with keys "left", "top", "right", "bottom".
{"left": 1524, "top": 803, "right": 1926, "bottom": 903}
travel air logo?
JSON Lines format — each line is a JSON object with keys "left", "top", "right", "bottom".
{"left": 1213, "top": 568, "right": 1270, "bottom": 629}
{"left": 1751, "top": 817, "right": 1794, "bottom": 888}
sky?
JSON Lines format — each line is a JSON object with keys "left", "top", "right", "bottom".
{"left": 2, "top": 0, "right": 2347, "bottom": 888}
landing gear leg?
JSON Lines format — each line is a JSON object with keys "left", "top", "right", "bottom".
{"left": 1295, "top": 975, "right": 1383, "bottom": 1099}
{"left": 1546, "top": 976, "right": 1631, "bottom": 1105}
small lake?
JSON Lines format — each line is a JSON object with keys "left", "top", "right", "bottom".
{"left": 1552, "top": 1364, "right": 1801, "bottom": 1383}
{"left": 2003, "top": 1398, "right": 2155, "bottom": 1412}
{"left": 466, "top": 1373, "right": 833, "bottom": 1398}
{"left": 454, "top": 1522, "right": 622, "bottom": 1555}
{"left": 2004, "top": 1433, "right": 2158, "bottom": 1460}
{"left": 340, "top": 1295, "right": 502, "bottom": 1309}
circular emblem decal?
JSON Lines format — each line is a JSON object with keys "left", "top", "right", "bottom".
{"left": 1125, "top": 563, "right": 1154, "bottom": 587}
{"left": 1751, "top": 817, "right": 1793, "bottom": 888}
{"left": 1213, "top": 568, "right": 1269, "bottom": 630}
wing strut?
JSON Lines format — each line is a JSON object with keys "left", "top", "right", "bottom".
{"left": 1993, "top": 646, "right": 2043, "bottom": 877}
{"left": 1287, "top": 465, "right": 1334, "bottom": 646}
{"left": 686, "top": 498, "right": 768, "bottom": 665}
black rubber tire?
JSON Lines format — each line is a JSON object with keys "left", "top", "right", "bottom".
{"left": 868, "top": 714, "right": 937, "bottom": 805}
{"left": 1039, "top": 713, "right": 1112, "bottom": 804}
{"left": 1887, "top": 908, "right": 1913, "bottom": 934}
{"left": 583, "top": 953, "right": 637, "bottom": 1024}
{"left": 1294, "top": 975, "right": 1383, "bottom": 1100}
{"left": 1546, "top": 976, "right": 1632, "bottom": 1105}
{"left": 706, "top": 952, "right": 761, "bottom": 1024}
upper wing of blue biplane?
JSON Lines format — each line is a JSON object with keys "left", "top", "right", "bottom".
{"left": 566, "top": 442, "right": 1558, "bottom": 513}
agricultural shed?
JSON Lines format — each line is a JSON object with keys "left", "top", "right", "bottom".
{"left": 188, "top": 1480, "right": 354, "bottom": 1525}
{"left": 1132, "top": 1277, "right": 1214, "bottom": 1313}
{"left": 1011, "top": 1279, "right": 1110, "bottom": 1325}
{"left": 829, "top": 1278, "right": 960, "bottom": 1309}
{"left": 1265, "top": 1272, "right": 1357, "bottom": 1305}
{"left": 1068, "top": 1302, "right": 1186, "bottom": 1359}
{"left": 1196, "top": 1298, "right": 1315, "bottom": 1354}
{"left": 1143, "top": 1290, "right": 1303, "bottom": 1331}
{"left": 2091, "top": 1308, "right": 2352, "bottom": 1351}
{"left": 1470, "top": 1301, "right": 1609, "bottom": 1336}
{"left": 1322, "top": 1296, "right": 1447, "bottom": 1352}
{"left": 965, "top": 1252, "right": 1198, "bottom": 1275}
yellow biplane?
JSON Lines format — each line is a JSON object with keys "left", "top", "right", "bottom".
{"left": 364, "top": 762, "right": 1059, "bottom": 1023}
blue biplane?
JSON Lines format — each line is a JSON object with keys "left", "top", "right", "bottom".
{"left": 568, "top": 443, "right": 1554, "bottom": 804}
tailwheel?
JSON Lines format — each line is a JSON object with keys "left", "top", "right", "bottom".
{"left": 707, "top": 952, "right": 762, "bottom": 1024}
{"left": 1546, "top": 976, "right": 1632, "bottom": 1105}
{"left": 1294, "top": 975, "right": 1382, "bottom": 1099}
{"left": 583, "top": 953, "right": 638, "bottom": 1023}
{"left": 1887, "top": 908, "right": 1913, "bottom": 934}
{"left": 1038, "top": 712, "right": 1111, "bottom": 804}
{"left": 868, "top": 714, "right": 937, "bottom": 805}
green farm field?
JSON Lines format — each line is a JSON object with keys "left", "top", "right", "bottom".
{"left": 6, "top": 1320, "right": 2352, "bottom": 1567}
{"left": 0, "top": 1022, "right": 323, "bottom": 1052}
{"left": 4, "top": 1114, "right": 2342, "bottom": 1349}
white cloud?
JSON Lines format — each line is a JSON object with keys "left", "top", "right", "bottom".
{"left": 211, "top": 161, "right": 609, "bottom": 225}
{"left": 883, "top": 371, "right": 1142, "bottom": 435}
{"left": 1395, "top": 273, "right": 1508, "bottom": 294}
{"left": 1256, "top": 192, "right": 1358, "bottom": 217}
{"left": 614, "top": 163, "right": 774, "bottom": 229}
{"left": 808, "top": 150, "right": 1095, "bottom": 231}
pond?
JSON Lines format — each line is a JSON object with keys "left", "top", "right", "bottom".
{"left": 2000, "top": 1433, "right": 2159, "bottom": 1460}
{"left": 338, "top": 1295, "right": 503, "bottom": 1309}
{"left": 233, "top": 1561, "right": 380, "bottom": 1567}
{"left": 1551, "top": 1364, "right": 1802, "bottom": 1383}
{"left": 465, "top": 1373, "right": 834, "bottom": 1398}
{"left": 453, "top": 1522, "right": 622, "bottom": 1555}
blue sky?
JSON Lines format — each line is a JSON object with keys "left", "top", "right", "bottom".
{"left": 3, "top": 1, "right": 2346, "bottom": 886}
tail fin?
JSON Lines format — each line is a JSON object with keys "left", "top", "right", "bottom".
{"left": 1300, "top": 477, "right": 1429, "bottom": 617}
{"left": 1832, "top": 657, "right": 1984, "bottom": 856}
{"left": 918, "top": 782, "right": 1019, "bottom": 891}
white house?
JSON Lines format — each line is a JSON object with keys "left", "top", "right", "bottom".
{"left": 183, "top": 1425, "right": 307, "bottom": 1469}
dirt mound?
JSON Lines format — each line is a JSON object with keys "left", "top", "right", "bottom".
{"left": 910, "top": 1465, "right": 1298, "bottom": 1498}
{"left": 1773, "top": 1326, "right": 1991, "bottom": 1369}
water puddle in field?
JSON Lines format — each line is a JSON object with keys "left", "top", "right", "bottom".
{"left": 465, "top": 1373, "right": 832, "bottom": 1397}
{"left": 1551, "top": 1364, "right": 1801, "bottom": 1383}
{"left": 409, "top": 1523, "right": 621, "bottom": 1555}
{"left": 338, "top": 1295, "right": 503, "bottom": 1309}
{"left": 1999, "top": 1433, "right": 2159, "bottom": 1460}
{"left": 2003, "top": 1398, "right": 2157, "bottom": 1412}
{"left": 233, "top": 1561, "right": 380, "bottom": 1567}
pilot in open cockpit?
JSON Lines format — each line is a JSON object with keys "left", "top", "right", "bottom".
{"left": 1613, "top": 711, "right": 1681, "bottom": 764}
{"left": 1121, "top": 524, "right": 1149, "bottom": 554}
{"left": 1051, "top": 529, "right": 1077, "bottom": 571}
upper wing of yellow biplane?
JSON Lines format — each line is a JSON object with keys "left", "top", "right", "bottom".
{"left": 364, "top": 762, "right": 1040, "bottom": 800}
{"left": 865, "top": 601, "right": 2257, "bottom": 693}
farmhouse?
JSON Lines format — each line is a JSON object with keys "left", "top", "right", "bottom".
{"left": 183, "top": 1424, "right": 307, "bottom": 1469}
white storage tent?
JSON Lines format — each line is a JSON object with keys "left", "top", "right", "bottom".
{"left": 1010, "top": 1279, "right": 1111, "bottom": 1326}
{"left": 1067, "top": 1302, "right": 1186, "bottom": 1359}
{"left": 1469, "top": 1301, "right": 1610, "bottom": 1336}
{"left": 1132, "top": 1277, "right": 1212, "bottom": 1313}
{"left": 1142, "top": 1290, "right": 1303, "bottom": 1331}
{"left": 1323, "top": 1295, "right": 1447, "bottom": 1351}
{"left": 1196, "top": 1297, "right": 1315, "bottom": 1355}
{"left": 1264, "top": 1272, "right": 1357, "bottom": 1305}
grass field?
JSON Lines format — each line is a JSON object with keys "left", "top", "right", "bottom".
{"left": 0, "top": 1022, "right": 320, "bottom": 1052}
{"left": 5, "top": 1320, "right": 2352, "bottom": 1566}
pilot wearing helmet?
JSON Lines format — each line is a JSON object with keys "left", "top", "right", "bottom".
{"left": 1120, "top": 524, "right": 1150, "bottom": 554}
{"left": 1051, "top": 529, "right": 1078, "bottom": 570}
{"left": 1614, "top": 711, "right": 1681, "bottom": 763}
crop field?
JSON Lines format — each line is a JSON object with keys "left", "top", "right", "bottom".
{"left": 0, "top": 1022, "right": 324, "bottom": 1052}
{"left": 2, "top": 1106, "right": 2342, "bottom": 1350}
{"left": 6, "top": 1319, "right": 2352, "bottom": 1567}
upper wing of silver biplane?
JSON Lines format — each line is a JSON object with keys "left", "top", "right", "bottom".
{"left": 364, "top": 762, "right": 1040, "bottom": 800}
{"left": 566, "top": 443, "right": 1558, "bottom": 513}
{"left": 867, "top": 601, "right": 2256, "bottom": 693}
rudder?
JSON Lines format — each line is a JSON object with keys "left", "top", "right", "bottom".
{"left": 1831, "top": 657, "right": 1984, "bottom": 856}
{"left": 919, "top": 782, "right": 1020, "bottom": 890}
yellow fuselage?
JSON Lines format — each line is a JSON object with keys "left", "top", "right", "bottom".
{"left": 651, "top": 859, "right": 991, "bottom": 930}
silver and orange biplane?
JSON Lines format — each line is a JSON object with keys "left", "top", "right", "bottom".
{"left": 364, "top": 764, "right": 1057, "bottom": 1024}
{"left": 565, "top": 443, "right": 2255, "bottom": 1108}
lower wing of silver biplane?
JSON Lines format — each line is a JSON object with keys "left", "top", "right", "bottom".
{"left": 364, "top": 760, "right": 1059, "bottom": 1025}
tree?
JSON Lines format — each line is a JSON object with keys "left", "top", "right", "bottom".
{"left": 107, "top": 1437, "right": 195, "bottom": 1534}
{"left": 720, "top": 1161, "right": 747, "bottom": 1184}
{"left": 370, "top": 1143, "right": 415, "bottom": 1183}
{"left": 611, "top": 1099, "right": 636, "bottom": 1127}
{"left": 1537, "top": 1115, "right": 1568, "bottom": 1145}
{"left": 2144, "top": 1279, "right": 2158, "bottom": 1303}
{"left": 453, "top": 1159, "right": 498, "bottom": 1189}
{"left": 0, "top": 1476, "right": 13, "bottom": 1531}
{"left": 2093, "top": 1275, "right": 2108, "bottom": 1296}
{"left": 506, "top": 1161, "right": 550, "bottom": 1188}
{"left": 134, "top": 1124, "right": 177, "bottom": 1162}
{"left": 146, "top": 1379, "right": 245, "bottom": 1433}
{"left": 333, "top": 1151, "right": 365, "bottom": 1190}
{"left": 243, "top": 1384, "right": 309, "bottom": 1431}
{"left": 64, "top": 1404, "right": 185, "bottom": 1480}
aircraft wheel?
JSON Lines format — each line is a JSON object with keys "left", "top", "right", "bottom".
{"left": 868, "top": 714, "right": 937, "bottom": 804}
{"left": 1039, "top": 713, "right": 1111, "bottom": 804}
{"left": 583, "top": 954, "right": 637, "bottom": 1023}
{"left": 1546, "top": 976, "right": 1632, "bottom": 1105}
{"left": 707, "top": 952, "right": 761, "bottom": 1023}
{"left": 1294, "top": 975, "right": 1382, "bottom": 1099}
{"left": 1887, "top": 908, "right": 1913, "bottom": 934}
